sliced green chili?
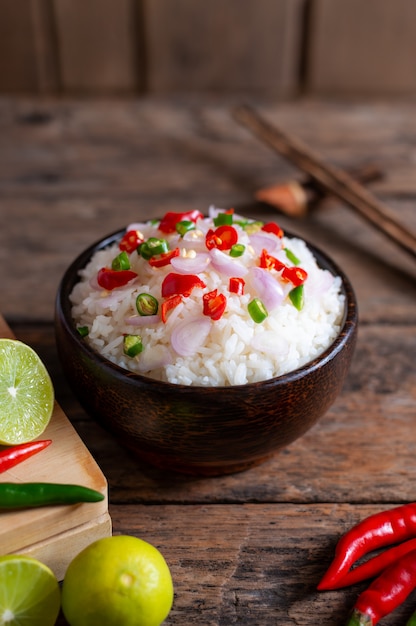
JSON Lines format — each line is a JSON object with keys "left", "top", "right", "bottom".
{"left": 243, "top": 221, "right": 263, "bottom": 234}
{"left": 284, "top": 248, "right": 301, "bottom": 266}
{"left": 248, "top": 298, "right": 268, "bottom": 323}
{"left": 289, "top": 284, "right": 304, "bottom": 310}
{"left": 138, "top": 237, "right": 169, "bottom": 260}
{"left": 214, "top": 213, "right": 233, "bottom": 226}
{"left": 136, "top": 293, "right": 159, "bottom": 316}
{"left": 111, "top": 250, "right": 131, "bottom": 271}
{"left": 176, "top": 220, "right": 195, "bottom": 236}
{"left": 77, "top": 325, "right": 89, "bottom": 337}
{"left": 123, "top": 334, "right": 144, "bottom": 357}
{"left": 0, "top": 482, "right": 104, "bottom": 509}
{"left": 229, "top": 243, "right": 245, "bottom": 257}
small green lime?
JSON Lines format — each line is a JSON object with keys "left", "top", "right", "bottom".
{"left": 0, "top": 555, "right": 60, "bottom": 625}
{"left": 62, "top": 535, "right": 174, "bottom": 626}
{"left": 0, "top": 339, "right": 54, "bottom": 445}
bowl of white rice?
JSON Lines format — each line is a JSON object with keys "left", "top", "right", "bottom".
{"left": 55, "top": 207, "right": 357, "bottom": 475}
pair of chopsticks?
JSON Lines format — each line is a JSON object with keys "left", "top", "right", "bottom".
{"left": 233, "top": 104, "right": 416, "bottom": 260}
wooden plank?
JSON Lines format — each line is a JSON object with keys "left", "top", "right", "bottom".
{"left": 307, "top": 0, "right": 416, "bottom": 95}
{"left": 53, "top": 0, "right": 141, "bottom": 93}
{"left": 106, "top": 503, "right": 415, "bottom": 625}
{"left": 0, "top": 315, "right": 112, "bottom": 579}
{"left": 0, "top": 0, "right": 58, "bottom": 93}
{"left": 144, "top": 0, "right": 305, "bottom": 95}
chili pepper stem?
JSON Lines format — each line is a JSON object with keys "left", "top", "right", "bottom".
{"left": 346, "top": 609, "right": 373, "bottom": 626}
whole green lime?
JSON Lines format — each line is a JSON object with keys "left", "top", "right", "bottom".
{"left": 61, "top": 535, "right": 173, "bottom": 626}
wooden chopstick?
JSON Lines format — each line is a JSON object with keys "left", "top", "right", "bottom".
{"left": 233, "top": 104, "right": 416, "bottom": 260}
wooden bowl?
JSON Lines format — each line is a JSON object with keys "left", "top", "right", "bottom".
{"left": 55, "top": 229, "right": 358, "bottom": 476}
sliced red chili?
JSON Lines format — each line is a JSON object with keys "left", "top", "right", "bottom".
{"left": 229, "top": 277, "right": 245, "bottom": 295}
{"left": 119, "top": 230, "right": 144, "bottom": 253}
{"left": 158, "top": 210, "right": 203, "bottom": 234}
{"left": 161, "top": 272, "right": 206, "bottom": 298}
{"left": 161, "top": 294, "right": 182, "bottom": 323}
{"left": 259, "top": 249, "right": 285, "bottom": 272}
{"left": 148, "top": 248, "right": 180, "bottom": 268}
{"left": 97, "top": 267, "right": 138, "bottom": 290}
{"left": 261, "top": 222, "right": 284, "bottom": 238}
{"left": 202, "top": 290, "right": 227, "bottom": 321}
{"left": 281, "top": 266, "right": 308, "bottom": 286}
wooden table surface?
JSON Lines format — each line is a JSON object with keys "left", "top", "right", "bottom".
{"left": 1, "top": 96, "right": 416, "bottom": 625}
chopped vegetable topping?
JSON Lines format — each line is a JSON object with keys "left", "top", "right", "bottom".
{"left": 158, "top": 210, "right": 203, "bottom": 234}
{"left": 139, "top": 237, "right": 169, "bottom": 260}
{"left": 230, "top": 243, "right": 245, "bottom": 257}
{"left": 262, "top": 222, "right": 284, "bottom": 238}
{"left": 213, "top": 211, "right": 233, "bottom": 226}
{"left": 259, "top": 249, "right": 285, "bottom": 272}
{"left": 248, "top": 298, "right": 268, "bottom": 323}
{"left": 161, "top": 272, "right": 206, "bottom": 298}
{"left": 119, "top": 229, "right": 144, "bottom": 253}
{"left": 176, "top": 220, "right": 195, "bottom": 236}
{"left": 289, "top": 285, "right": 304, "bottom": 310}
{"left": 284, "top": 247, "right": 301, "bottom": 265}
{"left": 161, "top": 294, "right": 183, "bottom": 323}
{"left": 136, "top": 293, "right": 159, "bottom": 316}
{"left": 77, "top": 325, "right": 89, "bottom": 337}
{"left": 97, "top": 268, "right": 137, "bottom": 290}
{"left": 203, "top": 289, "right": 227, "bottom": 321}
{"left": 111, "top": 251, "right": 131, "bottom": 271}
{"left": 123, "top": 334, "right": 143, "bottom": 357}
{"left": 229, "top": 277, "right": 245, "bottom": 295}
{"left": 282, "top": 265, "right": 308, "bottom": 286}
{"left": 205, "top": 225, "right": 238, "bottom": 251}
{"left": 148, "top": 247, "right": 180, "bottom": 267}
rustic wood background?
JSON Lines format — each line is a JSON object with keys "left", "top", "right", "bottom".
{"left": 1, "top": 0, "right": 416, "bottom": 97}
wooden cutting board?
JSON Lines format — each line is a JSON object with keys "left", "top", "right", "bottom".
{"left": 0, "top": 315, "right": 112, "bottom": 580}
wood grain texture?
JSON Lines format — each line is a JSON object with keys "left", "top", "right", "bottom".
{"left": 144, "top": 0, "right": 304, "bottom": 95}
{"left": 307, "top": 0, "right": 416, "bottom": 96}
{"left": 53, "top": 0, "right": 141, "bottom": 93}
{"left": 1, "top": 97, "right": 416, "bottom": 624}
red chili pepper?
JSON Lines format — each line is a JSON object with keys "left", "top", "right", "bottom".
{"left": 205, "top": 225, "right": 238, "bottom": 251}
{"left": 334, "top": 538, "right": 416, "bottom": 590}
{"left": 119, "top": 230, "right": 144, "bottom": 253}
{"left": 318, "top": 503, "right": 416, "bottom": 591}
{"left": 346, "top": 548, "right": 416, "bottom": 626}
{"left": 259, "top": 249, "right": 285, "bottom": 272}
{"left": 161, "top": 272, "right": 206, "bottom": 298}
{"left": 158, "top": 210, "right": 203, "bottom": 234}
{"left": 0, "top": 440, "right": 52, "bottom": 473}
{"left": 97, "top": 267, "right": 138, "bottom": 290}
{"left": 202, "top": 290, "right": 227, "bottom": 320}
{"left": 261, "top": 222, "right": 284, "bottom": 238}
{"left": 281, "top": 265, "right": 308, "bottom": 286}
{"left": 161, "top": 295, "right": 182, "bottom": 323}
{"left": 148, "top": 248, "right": 180, "bottom": 268}
{"left": 229, "top": 277, "right": 245, "bottom": 295}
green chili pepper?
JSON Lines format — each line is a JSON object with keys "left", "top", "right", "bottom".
{"left": 123, "top": 334, "right": 143, "bottom": 357}
{"left": 243, "top": 221, "right": 263, "bottom": 234}
{"left": 77, "top": 325, "right": 89, "bottom": 337}
{"left": 176, "top": 220, "right": 195, "bottom": 236}
{"left": 111, "top": 250, "right": 131, "bottom": 271}
{"left": 230, "top": 243, "right": 245, "bottom": 257}
{"left": 214, "top": 213, "right": 233, "bottom": 226}
{"left": 136, "top": 293, "right": 158, "bottom": 316}
{"left": 248, "top": 298, "right": 268, "bottom": 323}
{"left": 139, "top": 238, "right": 169, "bottom": 260}
{"left": 289, "top": 284, "right": 304, "bottom": 310}
{"left": 284, "top": 248, "right": 301, "bottom": 265}
{"left": 0, "top": 483, "right": 104, "bottom": 509}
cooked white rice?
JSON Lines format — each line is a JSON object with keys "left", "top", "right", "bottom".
{"left": 70, "top": 208, "right": 345, "bottom": 386}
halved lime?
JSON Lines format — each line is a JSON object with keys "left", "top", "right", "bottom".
{"left": 0, "top": 555, "right": 60, "bottom": 625}
{"left": 0, "top": 339, "right": 54, "bottom": 445}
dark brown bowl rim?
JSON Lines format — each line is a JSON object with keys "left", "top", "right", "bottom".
{"left": 55, "top": 226, "right": 358, "bottom": 392}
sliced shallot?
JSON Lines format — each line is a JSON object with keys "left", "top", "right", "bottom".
{"left": 209, "top": 248, "right": 248, "bottom": 277}
{"left": 247, "top": 267, "right": 284, "bottom": 311}
{"left": 170, "top": 252, "right": 210, "bottom": 274}
{"left": 170, "top": 317, "right": 211, "bottom": 357}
